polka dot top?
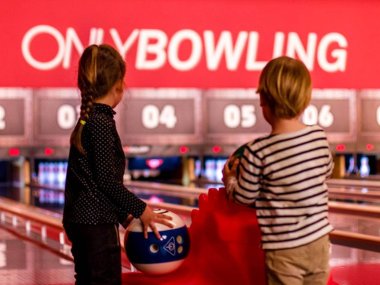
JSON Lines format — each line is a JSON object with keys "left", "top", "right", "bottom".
{"left": 63, "top": 103, "right": 146, "bottom": 226}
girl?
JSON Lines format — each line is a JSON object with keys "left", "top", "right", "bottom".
{"left": 63, "top": 44, "right": 172, "bottom": 285}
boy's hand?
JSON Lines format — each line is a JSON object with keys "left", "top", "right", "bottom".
{"left": 222, "top": 157, "right": 239, "bottom": 200}
{"left": 222, "top": 156, "right": 239, "bottom": 184}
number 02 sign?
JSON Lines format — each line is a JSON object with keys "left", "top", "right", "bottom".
{"left": 0, "top": 89, "right": 32, "bottom": 147}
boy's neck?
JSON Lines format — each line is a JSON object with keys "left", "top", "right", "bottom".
{"left": 270, "top": 117, "right": 306, "bottom": 135}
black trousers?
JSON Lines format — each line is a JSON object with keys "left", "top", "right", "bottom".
{"left": 64, "top": 223, "right": 122, "bottom": 285}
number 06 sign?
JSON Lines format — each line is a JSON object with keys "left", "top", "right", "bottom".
{"left": 302, "top": 89, "right": 356, "bottom": 143}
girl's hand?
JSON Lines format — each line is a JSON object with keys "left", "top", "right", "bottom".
{"left": 139, "top": 206, "right": 173, "bottom": 239}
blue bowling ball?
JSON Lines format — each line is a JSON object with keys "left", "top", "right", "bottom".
{"left": 124, "top": 209, "right": 190, "bottom": 275}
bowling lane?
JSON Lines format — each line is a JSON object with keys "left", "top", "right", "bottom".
{"left": 328, "top": 178, "right": 380, "bottom": 192}
{"left": 0, "top": 227, "right": 74, "bottom": 285}
{"left": 20, "top": 177, "right": 380, "bottom": 214}
{"left": 327, "top": 179, "right": 380, "bottom": 206}
{"left": 9, "top": 180, "right": 380, "bottom": 237}
{"left": 2, "top": 182, "right": 380, "bottom": 279}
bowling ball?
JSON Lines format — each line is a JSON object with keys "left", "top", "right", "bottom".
{"left": 124, "top": 209, "right": 190, "bottom": 275}
{"left": 228, "top": 143, "right": 247, "bottom": 169}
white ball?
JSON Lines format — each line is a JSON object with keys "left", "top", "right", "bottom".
{"left": 125, "top": 209, "right": 190, "bottom": 275}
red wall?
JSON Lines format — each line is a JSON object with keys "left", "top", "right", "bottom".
{"left": 1, "top": 0, "right": 379, "bottom": 88}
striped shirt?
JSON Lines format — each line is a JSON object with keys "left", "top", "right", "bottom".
{"left": 232, "top": 125, "right": 334, "bottom": 250}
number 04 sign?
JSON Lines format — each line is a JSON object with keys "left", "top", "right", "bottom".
{"left": 120, "top": 89, "right": 203, "bottom": 145}
{"left": 141, "top": 104, "right": 177, "bottom": 129}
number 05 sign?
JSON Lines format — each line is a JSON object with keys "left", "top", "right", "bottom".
{"left": 204, "top": 89, "right": 271, "bottom": 144}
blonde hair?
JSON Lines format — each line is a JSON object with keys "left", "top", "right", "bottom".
{"left": 70, "top": 44, "right": 126, "bottom": 154}
{"left": 257, "top": 56, "right": 312, "bottom": 119}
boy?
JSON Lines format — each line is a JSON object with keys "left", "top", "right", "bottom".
{"left": 223, "top": 56, "right": 334, "bottom": 285}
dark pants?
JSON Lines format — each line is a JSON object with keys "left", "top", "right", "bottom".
{"left": 64, "top": 223, "right": 122, "bottom": 285}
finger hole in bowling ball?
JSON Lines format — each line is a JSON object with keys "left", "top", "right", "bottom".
{"left": 149, "top": 244, "right": 159, "bottom": 253}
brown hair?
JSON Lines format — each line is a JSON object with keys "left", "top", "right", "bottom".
{"left": 257, "top": 56, "right": 312, "bottom": 119}
{"left": 70, "top": 44, "right": 126, "bottom": 154}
